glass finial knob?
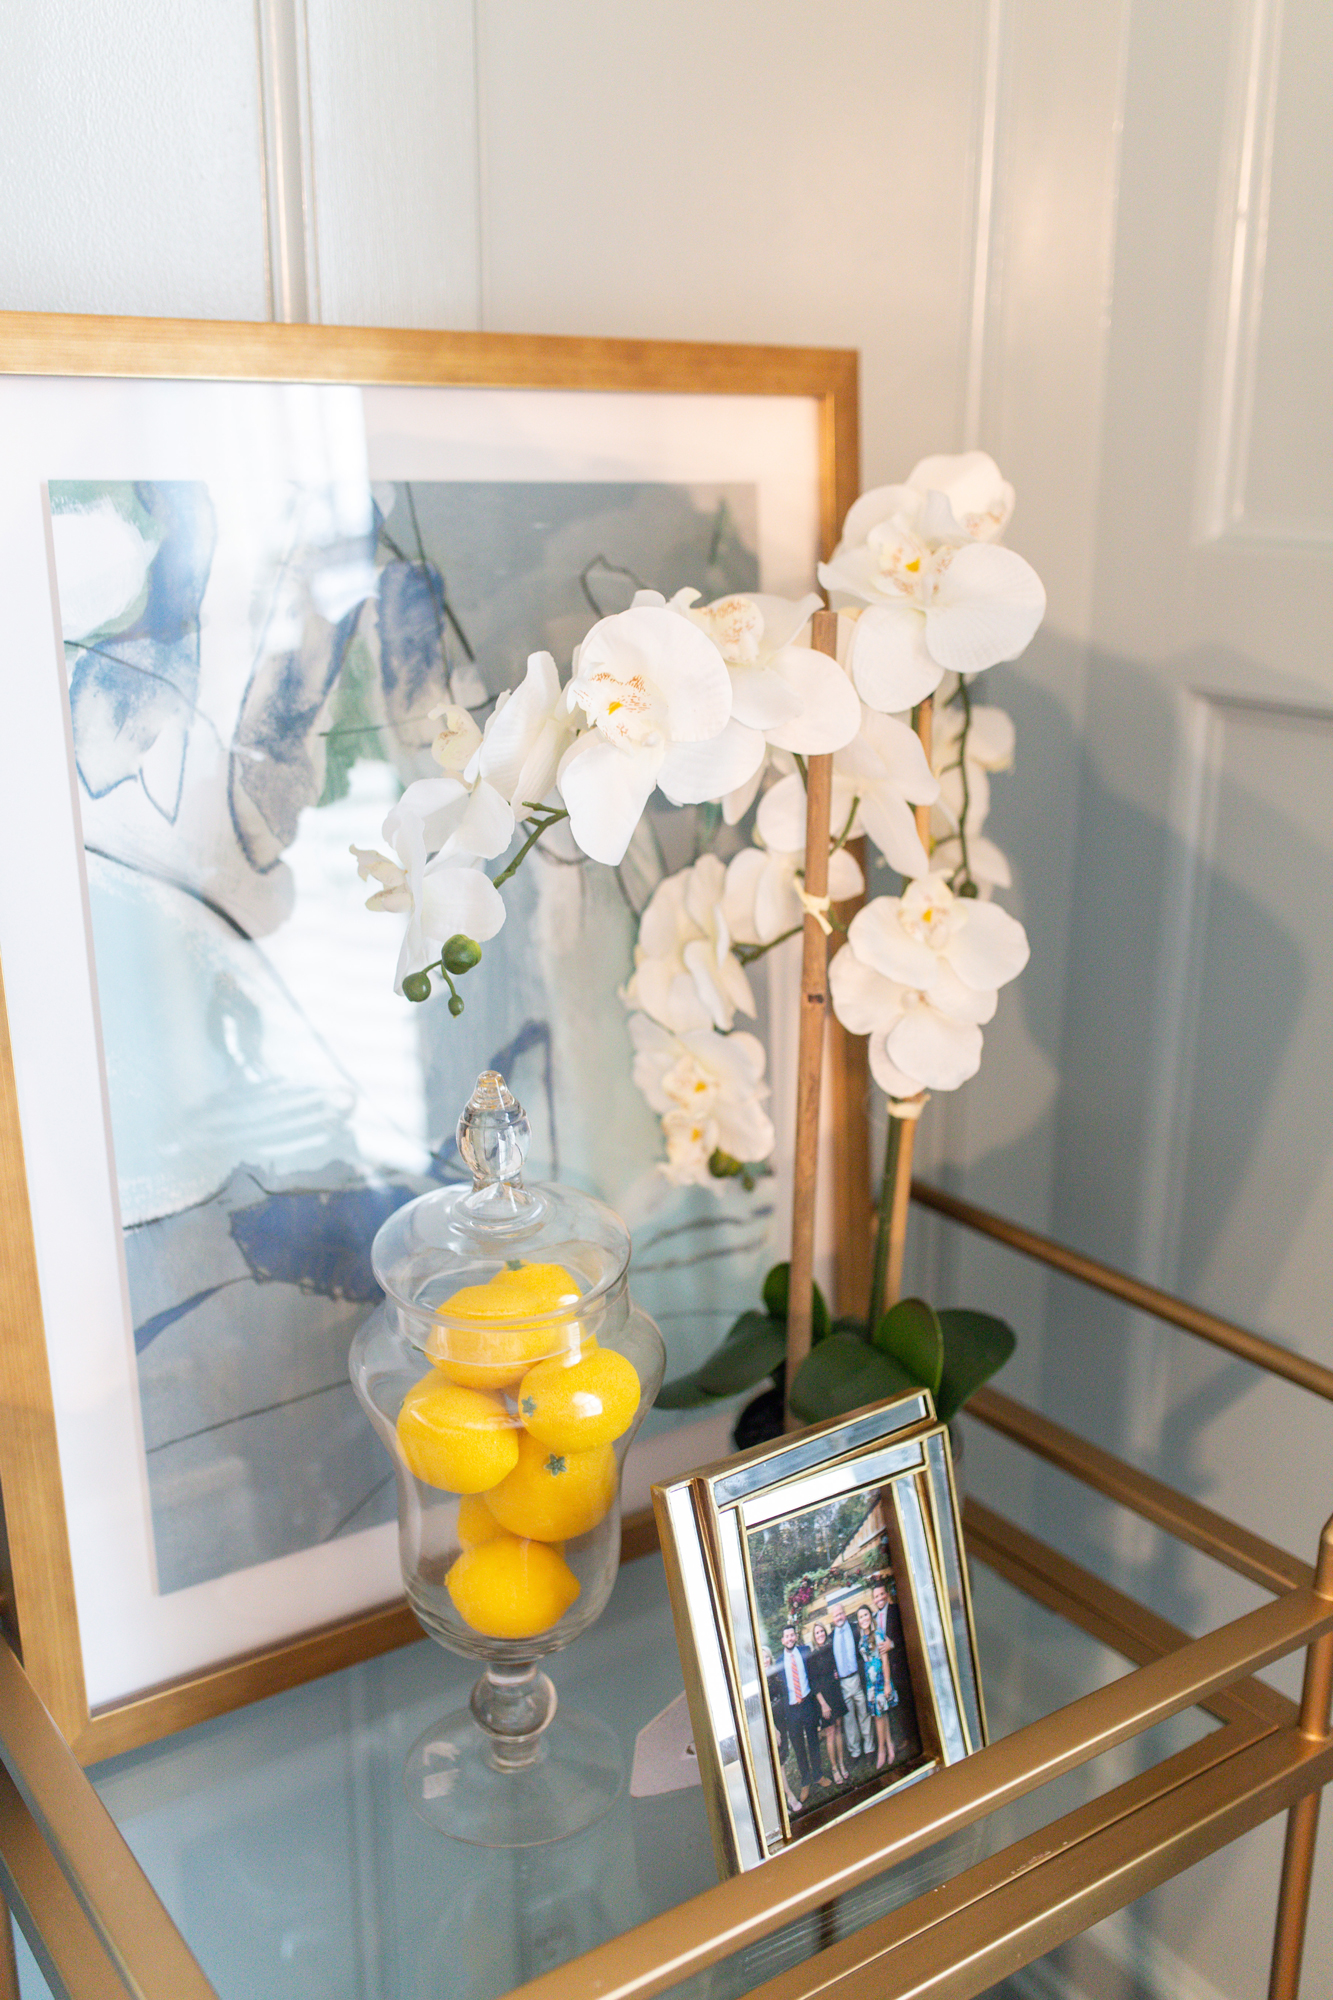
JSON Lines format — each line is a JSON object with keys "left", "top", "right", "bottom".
{"left": 457, "top": 1071, "right": 532, "bottom": 1204}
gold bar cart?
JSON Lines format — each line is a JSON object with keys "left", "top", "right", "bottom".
{"left": 0, "top": 1185, "right": 1329, "bottom": 2000}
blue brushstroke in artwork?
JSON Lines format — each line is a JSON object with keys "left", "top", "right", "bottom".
{"left": 64, "top": 483, "right": 216, "bottom": 818}
{"left": 378, "top": 560, "right": 448, "bottom": 724}
{"left": 227, "top": 1181, "right": 417, "bottom": 1300}
{"left": 228, "top": 594, "right": 369, "bottom": 872}
{"left": 133, "top": 1284, "right": 233, "bottom": 1355}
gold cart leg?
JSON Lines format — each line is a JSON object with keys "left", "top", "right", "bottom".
{"left": 1268, "top": 1516, "right": 1333, "bottom": 2000}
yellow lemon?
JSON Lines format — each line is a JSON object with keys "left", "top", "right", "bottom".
{"left": 395, "top": 1376, "right": 518, "bottom": 1493}
{"left": 456, "top": 1492, "right": 507, "bottom": 1549}
{"left": 517, "top": 1347, "right": 641, "bottom": 1453}
{"left": 427, "top": 1261, "right": 582, "bottom": 1390}
{"left": 445, "top": 1533, "right": 581, "bottom": 1638}
{"left": 485, "top": 1431, "right": 616, "bottom": 1542}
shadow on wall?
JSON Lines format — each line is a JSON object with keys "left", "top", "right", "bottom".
{"left": 900, "top": 636, "right": 1321, "bottom": 1648}
{"left": 1034, "top": 641, "right": 1313, "bottom": 1636}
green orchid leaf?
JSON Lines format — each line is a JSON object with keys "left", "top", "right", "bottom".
{"left": 788, "top": 1332, "right": 916, "bottom": 1424}
{"left": 760, "top": 1262, "right": 831, "bottom": 1340}
{"left": 761, "top": 1262, "right": 789, "bottom": 1319}
{"left": 872, "top": 1297, "right": 945, "bottom": 1398}
{"left": 724, "top": 1310, "right": 775, "bottom": 1346}
{"left": 654, "top": 1372, "right": 724, "bottom": 1410}
{"left": 695, "top": 1318, "right": 788, "bottom": 1397}
{"left": 935, "top": 1308, "right": 1017, "bottom": 1424}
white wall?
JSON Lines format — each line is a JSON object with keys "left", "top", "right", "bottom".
{"left": 4, "top": 4, "right": 1327, "bottom": 1997}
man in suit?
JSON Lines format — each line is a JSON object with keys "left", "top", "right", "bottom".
{"left": 778, "top": 1622, "right": 827, "bottom": 1801}
{"left": 828, "top": 1599, "right": 873, "bottom": 1762}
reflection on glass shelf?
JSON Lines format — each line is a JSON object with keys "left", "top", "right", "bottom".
{"left": 57, "top": 1553, "right": 1212, "bottom": 2000}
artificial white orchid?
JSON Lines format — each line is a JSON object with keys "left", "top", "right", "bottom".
{"left": 383, "top": 773, "right": 514, "bottom": 869}
{"left": 819, "top": 452, "right": 1045, "bottom": 713}
{"left": 724, "top": 835, "right": 864, "bottom": 948}
{"left": 627, "top": 1012, "right": 776, "bottom": 1189}
{"left": 834, "top": 707, "right": 940, "bottom": 878}
{"left": 558, "top": 604, "right": 763, "bottom": 865}
{"left": 623, "top": 854, "right": 756, "bottom": 1033}
{"left": 429, "top": 702, "right": 483, "bottom": 775}
{"left": 741, "top": 702, "right": 940, "bottom": 895}
{"left": 466, "top": 650, "right": 577, "bottom": 813}
{"left": 662, "top": 588, "right": 863, "bottom": 757}
{"left": 900, "top": 451, "right": 1015, "bottom": 542}
{"left": 351, "top": 774, "right": 513, "bottom": 991}
{"left": 829, "top": 874, "right": 1028, "bottom": 1096}
{"left": 352, "top": 843, "right": 507, "bottom": 994}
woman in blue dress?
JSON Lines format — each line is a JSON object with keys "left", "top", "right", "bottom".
{"left": 856, "top": 1602, "right": 897, "bottom": 1770}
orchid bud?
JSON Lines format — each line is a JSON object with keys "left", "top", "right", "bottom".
{"left": 442, "top": 934, "right": 483, "bottom": 974}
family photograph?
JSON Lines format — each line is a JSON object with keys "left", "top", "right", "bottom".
{"left": 747, "top": 1486, "right": 926, "bottom": 1822}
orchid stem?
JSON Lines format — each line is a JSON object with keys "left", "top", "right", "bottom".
{"left": 953, "top": 675, "right": 975, "bottom": 890}
{"left": 867, "top": 1113, "right": 904, "bottom": 1337}
{"left": 829, "top": 794, "right": 860, "bottom": 856}
{"left": 493, "top": 808, "right": 569, "bottom": 888}
{"left": 735, "top": 924, "right": 803, "bottom": 965}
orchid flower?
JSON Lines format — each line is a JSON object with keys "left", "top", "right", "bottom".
{"left": 627, "top": 1012, "right": 776, "bottom": 1189}
{"left": 723, "top": 836, "right": 864, "bottom": 948}
{"left": 818, "top": 453, "right": 1045, "bottom": 713}
{"left": 828, "top": 873, "right": 1028, "bottom": 1095}
{"left": 466, "top": 650, "right": 577, "bottom": 813}
{"left": 742, "top": 703, "right": 939, "bottom": 893}
{"left": 622, "top": 854, "right": 756, "bottom": 1033}
{"left": 352, "top": 833, "right": 507, "bottom": 996}
{"left": 383, "top": 774, "right": 514, "bottom": 868}
{"left": 557, "top": 605, "right": 762, "bottom": 865}
{"left": 656, "top": 588, "right": 862, "bottom": 757}
{"left": 351, "top": 775, "right": 513, "bottom": 991}
{"left": 429, "top": 702, "right": 484, "bottom": 775}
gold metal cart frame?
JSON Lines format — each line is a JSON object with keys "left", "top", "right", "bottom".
{"left": 0, "top": 1183, "right": 1329, "bottom": 2000}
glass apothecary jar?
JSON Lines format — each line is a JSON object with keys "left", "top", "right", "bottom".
{"left": 350, "top": 1071, "right": 665, "bottom": 1846}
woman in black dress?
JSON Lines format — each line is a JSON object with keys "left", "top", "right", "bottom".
{"left": 806, "top": 1621, "right": 850, "bottom": 1784}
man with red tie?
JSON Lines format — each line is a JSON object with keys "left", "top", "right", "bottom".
{"left": 779, "top": 1622, "right": 828, "bottom": 1802}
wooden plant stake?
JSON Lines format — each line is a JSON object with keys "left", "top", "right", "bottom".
{"left": 784, "top": 608, "right": 837, "bottom": 1430}
{"left": 878, "top": 695, "right": 933, "bottom": 1314}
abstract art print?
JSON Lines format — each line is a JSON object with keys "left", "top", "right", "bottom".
{"left": 49, "top": 472, "right": 763, "bottom": 1597}
{"left": 0, "top": 318, "right": 854, "bottom": 1747}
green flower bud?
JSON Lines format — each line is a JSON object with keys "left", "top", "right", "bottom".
{"left": 958, "top": 880, "right": 980, "bottom": 899}
{"left": 402, "top": 970, "right": 432, "bottom": 1003}
{"left": 442, "top": 934, "right": 483, "bottom": 974}
{"left": 708, "top": 1148, "right": 745, "bottom": 1180}
{"left": 448, "top": 993, "right": 466, "bottom": 1017}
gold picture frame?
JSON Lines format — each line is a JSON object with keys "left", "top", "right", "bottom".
{"left": 0, "top": 311, "right": 863, "bottom": 1760}
{"left": 652, "top": 1392, "right": 985, "bottom": 1875}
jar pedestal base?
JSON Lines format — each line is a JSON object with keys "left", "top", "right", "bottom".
{"left": 403, "top": 1696, "right": 623, "bottom": 1847}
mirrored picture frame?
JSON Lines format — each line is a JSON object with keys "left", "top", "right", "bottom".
{"left": 652, "top": 1392, "right": 984, "bottom": 1875}
{"left": 0, "top": 313, "right": 862, "bottom": 1759}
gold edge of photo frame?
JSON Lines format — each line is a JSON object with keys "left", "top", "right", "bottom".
{"left": 0, "top": 311, "right": 861, "bottom": 1758}
{"left": 652, "top": 1393, "right": 985, "bottom": 1876}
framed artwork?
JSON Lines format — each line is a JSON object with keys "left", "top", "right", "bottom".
{"left": 653, "top": 1392, "right": 985, "bottom": 1875}
{"left": 0, "top": 313, "right": 860, "bottom": 1758}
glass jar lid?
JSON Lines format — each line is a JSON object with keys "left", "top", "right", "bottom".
{"left": 371, "top": 1072, "right": 631, "bottom": 1347}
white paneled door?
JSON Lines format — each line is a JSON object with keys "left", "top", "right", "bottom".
{"left": 1051, "top": 1, "right": 1333, "bottom": 1993}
